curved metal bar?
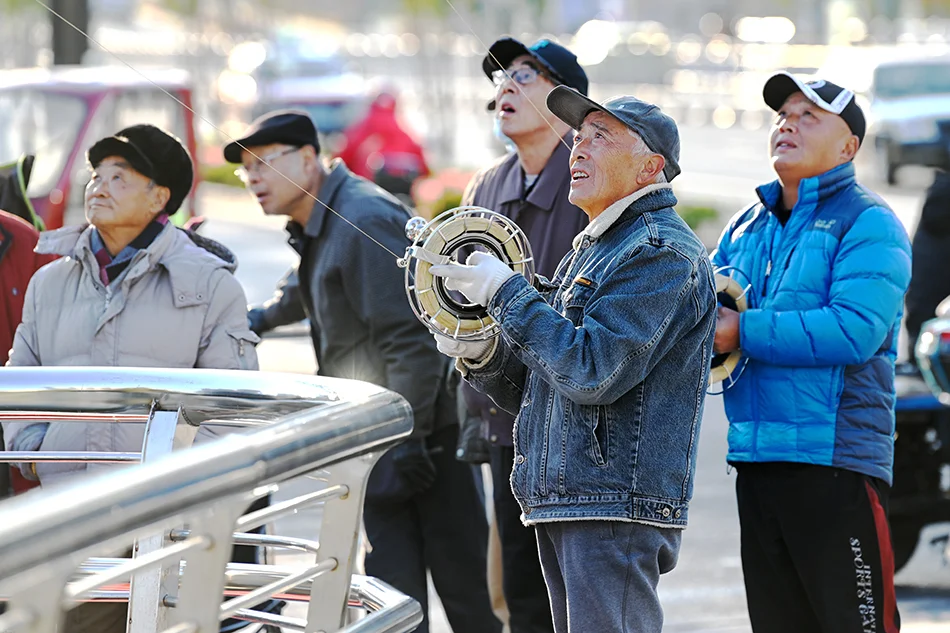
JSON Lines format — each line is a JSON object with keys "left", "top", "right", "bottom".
{"left": 0, "top": 367, "right": 358, "bottom": 423}
{"left": 231, "top": 608, "right": 306, "bottom": 632}
{"left": 0, "top": 369, "right": 412, "bottom": 581}
{"left": 0, "top": 451, "right": 140, "bottom": 464}
{"left": 219, "top": 560, "right": 335, "bottom": 620}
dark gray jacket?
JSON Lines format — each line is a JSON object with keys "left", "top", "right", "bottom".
{"left": 286, "top": 160, "right": 453, "bottom": 440}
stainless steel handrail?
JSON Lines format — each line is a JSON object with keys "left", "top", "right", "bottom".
{"left": 0, "top": 366, "right": 356, "bottom": 422}
{"left": 0, "top": 367, "right": 421, "bottom": 633}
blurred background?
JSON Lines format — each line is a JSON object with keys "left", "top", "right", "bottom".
{"left": 2, "top": 2, "right": 950, "bottom": 630}
{"left": 2, "top": 0, "right": 950, "bottom": 229}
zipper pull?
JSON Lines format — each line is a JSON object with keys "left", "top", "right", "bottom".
{"left": 762, "top": 261, "right": 772, "bottom": 298}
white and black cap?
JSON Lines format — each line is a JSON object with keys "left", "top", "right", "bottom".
{"left": 763, "top": 72, "right": 866, "bottom": 145}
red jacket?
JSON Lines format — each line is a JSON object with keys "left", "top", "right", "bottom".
{"left": 1, "top": 210, "right": 55, "bottom": 364}
{"left": 337, "top": 94, "right": 430, "bottom": 181}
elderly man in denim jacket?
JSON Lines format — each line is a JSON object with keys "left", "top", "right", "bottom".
{"left": 430, "top": 86, "right": 717, "bottom": 633}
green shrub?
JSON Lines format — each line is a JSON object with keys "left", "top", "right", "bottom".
{"left": 678, "top": 205, "right": 719, "bottom": 230}
{"left": 200, "top": 163, "right": 244, "bottom": 189}
{"left": 428, "top": 189, "right": 464, "bottom": 218}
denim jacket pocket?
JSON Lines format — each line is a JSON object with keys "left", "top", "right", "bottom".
{"left": 561, "top": 280, "right": 598, "bottom": 326}
{"left": 589, "top": 404, "right": 610, "bottom": 467}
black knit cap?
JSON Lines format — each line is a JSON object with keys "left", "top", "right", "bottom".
{"left": 223, "top": 109, "right": 319, "bottom": 164}
{"left": 87, "top": 124, "right": 194, "bottom": 215}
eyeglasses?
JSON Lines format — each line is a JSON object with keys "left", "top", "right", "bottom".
{"left": 234, "top": 146, "right": 301, "bottom": 184}
{"left": 491, "top": 63, "right": 555, "bottom": 88}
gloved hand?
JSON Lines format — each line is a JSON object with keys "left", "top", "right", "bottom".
{"left": 429, "top": 251, "right": 517, "bottom": 307}
{"left": 433, "top": 333, "right": 494, "bottom": 361}
{"left": 247, "top": 307, "right": 269, "bottom": 338}
{"left": 390, "top": 438, "right": 437, "bottom": 494}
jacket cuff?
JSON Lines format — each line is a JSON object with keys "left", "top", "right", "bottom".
{"left": 488, "top": 275, "right": 532, "bottom": 322}
{"left": 739, "top": 309, "right": 771, "bottom": 360}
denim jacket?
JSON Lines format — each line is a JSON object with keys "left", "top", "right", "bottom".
{"left": 463, "top": 186, "right": 717, "bottom": 527}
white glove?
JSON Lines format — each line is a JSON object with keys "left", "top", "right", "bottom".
{"left": 434, "top": 333, "right": 494, "bottom": 361}
{"left": 429, "top": 251, "right": 518, "bottom": 307}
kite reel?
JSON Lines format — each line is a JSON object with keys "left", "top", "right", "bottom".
{"left": 398, "top": 206, "right": 535, "bottom": 342}
{"left": 708, "top": 267, "right": 754, "bottom": 394}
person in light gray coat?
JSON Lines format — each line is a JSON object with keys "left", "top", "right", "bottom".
{"left": 3, "top": 124, "right": 259, "bottom": 487}
{"left": 3, "top": 123, "right": 259, "bottom": 633}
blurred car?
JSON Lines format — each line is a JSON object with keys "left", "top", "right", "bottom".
{"left": 918, "top": 298, "right": 950, "bottom": 405}
{"left": 251, "top": 52, "right": 368, "bottom": 153}
{"left": 866, "top": 56, "right": 950, "bottom": 185}
{"left": 890, "top": 365, "right": 950, "bottom": 571}
{"left": 0, "top": 65, "right": 199, "bottom": 229}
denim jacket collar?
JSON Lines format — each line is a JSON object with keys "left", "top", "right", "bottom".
{"left": 572, "top": 183, "right": 674, "bottom": 250}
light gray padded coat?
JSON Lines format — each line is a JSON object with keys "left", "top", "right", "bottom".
{"left": 3, "top": 222, "right": 259, "bottom": 485}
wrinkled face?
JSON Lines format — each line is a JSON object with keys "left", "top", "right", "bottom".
{"left": 493, "top": 54, "right": 563, "bottom": 142}
{"left": 769, "top": 92, "right": 858, "bottom": 182}
{"left": 568, "top": 112, "right": 664, "bottom": 217}
{"left": 85, "top": 157, "right": 168, "bottom": 229}
{"left": 237, "top": 143, "right": 312, "bottom": 216}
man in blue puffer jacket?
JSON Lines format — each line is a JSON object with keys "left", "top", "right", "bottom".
{"left": 713, "top": 73, "right": 911, "bottom": 633}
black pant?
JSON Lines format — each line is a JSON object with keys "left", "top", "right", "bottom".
{"left": 363, "top": 426, "right": 501, "bottom": 633}
{"left": 736, "top": 462, "right": 902, "bottom": 633}
{"left": 490, "top": 445, "right": 555, "bottom": 633}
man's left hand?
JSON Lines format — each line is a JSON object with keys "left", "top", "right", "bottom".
{"left": 714, "top": 306, "right": 740, "bottom": 354}
{"left": 429, "top": 251, "right": 517, "bottom": 307}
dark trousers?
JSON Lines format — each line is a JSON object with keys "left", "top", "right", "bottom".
{"left": 490, "top": 445, "right": 555, "bottom": 633}
{"left": 364, "top": 426, "right": 501, "bottom": 633}
{"left": 736, "top": 462, "right": 902, "bottom": 633}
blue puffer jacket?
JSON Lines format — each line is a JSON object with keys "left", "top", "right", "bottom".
{"left": 712, "top": 162, "right": 912, "bottom": 484}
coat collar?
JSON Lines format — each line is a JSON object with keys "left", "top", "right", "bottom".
{"left": 36, "top": 222, "right": 235, "bottom": 305}
{"left": 755, "top": 161, "right": 856, "bottom": 216}
{"left": 572, "top": 183, "right": 676, "bottom": 250}
{"left": 497, "top": 133, "right": 573, "bottom": 210}
{"left": 289, "top": 159, "right": 349, "bottom": 244}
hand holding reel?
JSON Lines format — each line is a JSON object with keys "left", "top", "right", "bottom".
{"left": 398, "top": 206, "right": 535, "bottom": 341}
{"left": 708, "top": 267, "right": 754, "bottom": 394}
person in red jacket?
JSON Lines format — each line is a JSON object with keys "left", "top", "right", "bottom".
{"left": 0, "top": 209, "right": 55, "bottom": 496}
{"left": 337, "top": 89, "right": 430, "bottom": 204}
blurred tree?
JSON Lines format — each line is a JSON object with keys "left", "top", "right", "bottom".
{"left": 0, "top": 0, "right": 36, "bottom": 12}
{"left": 156, "top": 0, "right": 199, "bottom": 16}
{"left": 921, "top": 0, "right": 950, "bottom": 15}
{"left": 50, "top": 0, "right": 89, "bottom": 64}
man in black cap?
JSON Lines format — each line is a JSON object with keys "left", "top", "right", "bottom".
{"left": 225, "top": 110, "right": 500, "bottom": 633}
{"left": 455, "top": 38, "right": 589, "bottom": 633}
{"left": 431, "top": 86, "right": 716, "bottom": 633}
{"left": 711, "top": 73, "right": 910, "bottom": 632}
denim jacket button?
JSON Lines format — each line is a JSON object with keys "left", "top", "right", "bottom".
{"left": 521, "top": 399, "right": 530, "bottom": 408}
{"left": 674, "top": 509, "right": 682, "bottom": 519}
{"left": 516, "top": 454, "right": 526, "bottom": 465}
{"left": 661, "top": 507, "right": 671, "bottom": 517}
{"left": 492, "top": 307, "right": 501, "bottom": 316}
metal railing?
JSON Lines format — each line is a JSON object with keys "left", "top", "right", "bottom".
{"left": 0, "top": 367, "right": 422, "bottom": 633}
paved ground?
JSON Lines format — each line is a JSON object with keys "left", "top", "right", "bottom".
{"left": 196, "top": 125, "right": 950, "bottom": 631}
